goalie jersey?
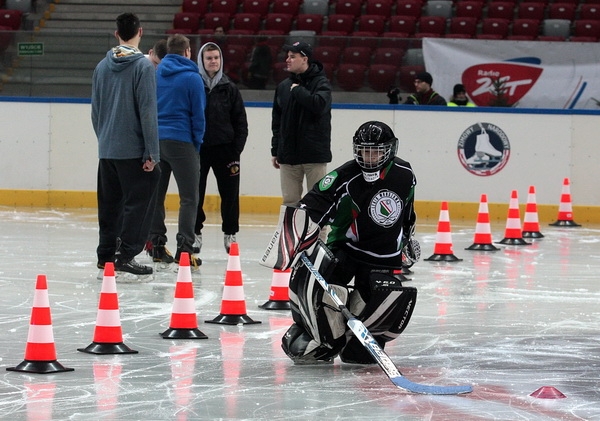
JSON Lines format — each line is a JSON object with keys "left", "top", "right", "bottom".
{"left": 300, "top": 157, "right": 417, "bottom": 267}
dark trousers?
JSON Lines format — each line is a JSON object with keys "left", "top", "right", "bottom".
{"left": 150, "top": 140, "right": 200, "bottom": 249}
{"left": 96, "top": 158, "right": 160, "bottom": 263}
{"left": 195, "top": 144, "right": 240, "bottom": 235}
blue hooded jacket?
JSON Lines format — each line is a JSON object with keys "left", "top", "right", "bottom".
{"left": 156, "top": 53, "right": 206, "bottom": 151}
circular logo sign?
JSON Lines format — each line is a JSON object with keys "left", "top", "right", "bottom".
{"left": 369, "top": 190, "right": 402, "bottom": 227}
{"left": 457, "top": 122, "right": 511, "bottom": 176}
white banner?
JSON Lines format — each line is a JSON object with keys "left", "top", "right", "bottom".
{"left": 423, "top": 38, "right": 600, "bottom": 109}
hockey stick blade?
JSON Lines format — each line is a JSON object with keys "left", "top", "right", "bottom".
{"left": 300, "top": 253, "right": 473, "bottom": 395}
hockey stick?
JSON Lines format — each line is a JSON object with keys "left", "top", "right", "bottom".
{"left": 300, "top": 253, "right": 473, "bottom": 395}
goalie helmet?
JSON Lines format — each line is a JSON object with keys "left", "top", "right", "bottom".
{"left": 353, "top": 121, "right": 398, "bottom": 182}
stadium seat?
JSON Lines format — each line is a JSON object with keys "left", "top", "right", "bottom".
{"left": 365, "top": 0, "right": 393, "bottom": 18}
{"left": 272, "top": 0, "right": 302, "bottom": 17}
{"left": 171, "top": 12, "right": 201, "bottom": 33}
{"left": 318, "top": 31, "right": 348, "bottom": 49}
{"left": 395, "top": 0, "right": 423, "bottom": 18}
{"left": 579, "top": 4, "right": 600, "bottom": 20}
{"left": 448, "top": 17, "right": 478, "bottom": 38}
{"left": 478, "top": 18, "right": 510, "bottom": 39}
{"left": 202, "top": 12, "right": 231, "bottom": 30}
{"left": 335, "top": 0, "right": 363, "bottom": 18}
{"left": 486, "top": 2, "right": 515, "bottom": 21}
{"left": 313, "top": 45, "right": 342, "bottom": 67}
{"left": 425, "top": 0, "right": 453, "bottom": 19}
{"left": 301, "top": 0, "right": 329, "bottom": 16}
{"left": 264, "top": 13, "right": 294, "bottom": 33}
{"left": 241, "top": 0, "right": 270, "bottom": 17}
{"left": 389, "top": 15, "right": 418, "bottom": 35}
{"left": 542, "top": 19, "right": 571, "bottom": 38}
{"left": 227, "top": 29, "right": 255, "bottom": 47}
{"left": 336, "top": 63, "right": 367, "bottom": 91}
{"left": 517, "top": 2, "right": 545, "bottom": 22}
{"left": 182, "top": 0, "right": 209, "bottom": 16}
{"left": 296, "top": 14, "right": 324, "bottom": 34}
{"left": 548, "top": 3, "right": 576, "bottom": 21}
{"left": 342, "top": 46, "right": 372, "bottom": 65}
{"left": 402, "top": 48, "right": 424, "bottom": 66}
{"left": 454, "top": 1, "right": 484, "bottom": 20}
{"left": 232, "top": 13, "right": 261, "bottom": 33}
{"left": 368, "top": 64, "right": 398, "bottom": 92}
{"left": 222, "top": 44, "right": 249, "bottom": 68}
{"left": 356, "top": 14, "right": 386, "bottom": 34}
{"left": 573, "top": 19, "right": 600, "bottom": 39}
{"left": 379, "top": 32, "right": 411, "bottom": 48}
{"left": 326, "top": 14, "right": 356, "bottom": 34}
{"left": 510, "top": 18, "right": 540, "bottom": 39}
{"left": 372, "top": 47, "right": 404, "bottom": 65}
{"left": 417, "top": 16, "right": 446, "bottom": 36}
{"left": 210, "top": 0, "right": 239, "bottom": 16}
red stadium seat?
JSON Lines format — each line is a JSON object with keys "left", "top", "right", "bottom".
{"left": 548, "top": 3, "right": 577, "bottom": 21}
{"left": 417, "top": 16, "right": 446, "bottom": 36}
{"left": 511, "top": 18, "right": 540, "bottom": 39}
{"left": 454, "top": 1, "right": 483, "bottom": 20}
{"left": 448, "top": 17, "right": 478, "bottom": 38}
{"left": 232, "top": 13, "right": 261, "bottom": 33}
{"left": 326, "top": 14, "right": 356, "bottom": 34}
{"left": 296, "top": 14, "right": 324, "bottom": 34}
{"left": 335, "top": 0, "right": 363, "bottom": 17}
{"left": 347, "top": 31, "right": 380, "bottom": 49}
{"left": 264, "top": 13, "right": 294, "bottom": 33}
{"left": 486, "top": 2, "right": 515, "bottom": 21}
{"left": 313, "top": 45, "right": 342, "bottom": 67}
{"left": 336, "top": 63, "right": 367, "bottom": 91}
{"left": 368, "top": 64, "right": 398, "bottom": 92}
{"left": 579, "top": 4, "right": 600, "bottom": 20}
{"left": 395, "top": 0, "right": 422, "bottom": 18}
{"left": 171, "top": 12, "right": 201, "bottom": 33}
{"left": 398, "top": 64, "right": 425, "bottom": 92}
{"left": 210, "top": 0, "right": 238, "bottom": 16}
{"left": 342, "top": 46, "right": 372, "bottom": 65}
{"left": 356, "top": 14, "right": 386, "bottom": 34}
{"left": 365, "top": 0, "right": 393, "bottom": 18}
{"left": 182, "top": 0, "right": 209, "bottom": 16}
{"left": 203, "top": 13, "right": 231, "bottom": 30}
{"left": 517, "top": 2, "right": 545, "bottom": 22}
{"left": 272, "top": 0, "right": 302, "bottom": 17}
{"left": 389, "top": 15, "right": 417, "bottom": 35}
{"left": 379, "top": 32, "right": 411, "bottom": 49}
{"left": 241, "top": 0, "right": 270, "bottom": 17}
{"left": 372, "top": 47, "right": 404, "bottom": 65}
{"left": 478, "top": 18, "right": 510, "bottom": 39}
{"left": 573, "top": 19, "right": 600, "bottom": 39}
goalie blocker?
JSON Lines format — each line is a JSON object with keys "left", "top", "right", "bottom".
{"left": 282, "top": 241, "right": 417, "bottom": 365}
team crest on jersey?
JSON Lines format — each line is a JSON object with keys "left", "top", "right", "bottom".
{"left": 369, "top": 190, "right": 402, "bottom": 227}
{"left": 319, "top": 171, "right": 337, "bottom": 191}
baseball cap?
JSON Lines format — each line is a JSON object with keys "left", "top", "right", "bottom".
{"left": 414, "top": 71, "right": 433, "bottom": 86}
{"left": 283, "top": 41, "right": 313, "bottom": 59}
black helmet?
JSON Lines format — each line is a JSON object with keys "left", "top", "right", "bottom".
{"left": 353, "top": 121, "right": 398, "bottom": 174}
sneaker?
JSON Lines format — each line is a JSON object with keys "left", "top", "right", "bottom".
{"left": 224, "top": 234, "right": 236, "bottom": 253}
{"left": 193, "top": 234, "right": 202, "bottom": 254}
{"left": 115, "top": 256, "right": 153, "bottom": 275}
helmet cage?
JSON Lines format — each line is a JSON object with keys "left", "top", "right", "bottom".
{"left": 353, "top": 142, "right": 395, "bottom": 172}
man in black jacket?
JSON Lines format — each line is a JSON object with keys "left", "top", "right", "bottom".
{"left": 271, "top": 41, "right": 333, "bottom": 207}
{"left": 404, "top": 71, "right": 447, "bottom": 106}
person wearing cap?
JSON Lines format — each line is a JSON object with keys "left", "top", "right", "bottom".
{"left": 448, "top": 83, "right": 476, "bottom": 107}
{"left": 404, "top": 71, "right": 447, "bottom": 106}
{"left": 271, "top": 41, "right": 333, "bottom": 207}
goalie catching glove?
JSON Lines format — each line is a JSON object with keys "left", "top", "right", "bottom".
{"left": 260, "top": 205, "right": 321, "bottom": 270}
{"left": 401, "top": 237, "right": 421, "bottom": 268}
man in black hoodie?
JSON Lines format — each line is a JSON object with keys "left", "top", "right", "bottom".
{"left": 271, "top": 41, "right": 332, "bottom": 207}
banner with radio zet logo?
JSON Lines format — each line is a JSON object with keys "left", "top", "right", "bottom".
{"left": 423, "top": 38, "right": 600, "bottom": 109}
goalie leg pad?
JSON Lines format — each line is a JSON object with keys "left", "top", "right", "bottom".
{"left": 282, "top": 323, "right": 338, "bottom": 364}
{"left": 284, "top": 242, "right": 348, "bottom": 361}
{"left": 260, "top": 205, "right": 321, "bottom": 270}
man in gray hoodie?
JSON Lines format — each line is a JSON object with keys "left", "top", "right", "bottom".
{"left": 91, "top": 13, "right": 160, "bottom": 277}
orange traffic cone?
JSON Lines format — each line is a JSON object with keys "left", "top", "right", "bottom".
{"left": 424, "top": 201, "right": 462, "bottom": 262}
{"left": 259, "top": 268, "right": 291, "bottom": 310}
{"left": 206, "top": 242, "right": 261, "bottom": 325}
{"left": 550, "top": 178, "right": 581, "bottom": 227}
{"left": 497, "top": 190, "right": 530, "bottom": 245}
{"left": 522, "top": 185, "right": 545, "bottom": 238}
{"left": 466, "top": 194, "right": 500, "bottom": 251}
{"left": 7, "top": 275, "right": 74, "bottom": 373}
{"left": 78, "top": 263, "right": 138, "bottom": 354}
{"left": 161, "top": 252, "right": 207, "bottom": 339}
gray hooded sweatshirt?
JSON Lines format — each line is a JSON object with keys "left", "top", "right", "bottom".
{"left": 91, "top": 45, "right": 160, "bottom": 162}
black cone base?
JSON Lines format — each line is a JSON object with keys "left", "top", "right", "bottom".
{"left": 77, "top": 342, "right": 138, "bottom": 354}
{"left": 7, "top": 359, "right": 74, "bottom": 374}
{"left": 550, "top": 220, "right": 581, "bottom": 227}
{"left": 522, "top": 231, "right": 545, "bottom": 238}
{"left": 424, "top": 254, "right": 463, "bottom": 262}
{"left": 466, "top": 243, "right": 501, "bottom": 251}
{"left": 497, "top": 238, "right": 531, "bottom": 245}
{"left": 205, "top": 314, "right": 262, "bottom": 325}
{"left": 259, "top": 300, "right": 291, "bottom": 310}
{"left": 160, "top": 327, "right": 208, "bottom": 339}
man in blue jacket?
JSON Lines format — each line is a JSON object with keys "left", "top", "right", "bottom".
{"left": 148, "top": 33, "right": 206, "bottom": 268}
{"left": 92, "top": 13, "right": 160, "bottom": 277}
